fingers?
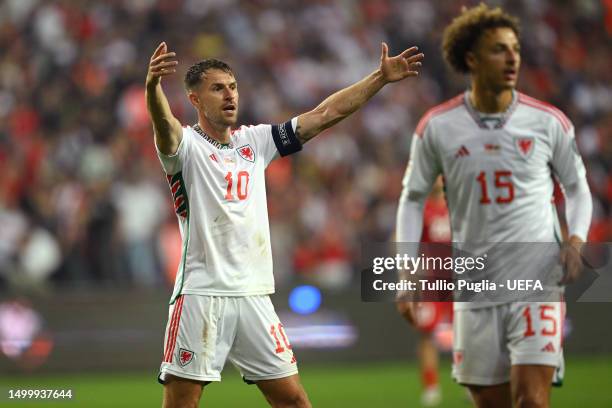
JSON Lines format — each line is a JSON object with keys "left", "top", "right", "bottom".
{"left": 381, "top": 42, "right": 389, "bottom": 60}
{"left": 400, "top": 46, "right": 419, "bottom": 58}
{"left": 149, "top": 43, "right": 178, "bottom": 79}
{"left": 152, "top": 41, "right": 167, "bottom": 59}
{"left": 408, "top": 60, "right": 423, "bottom": 73}
{"left": 150, "top": 63, "right": 178, "bottom": 76}
{"left": 381, "top": 44, "right": 424, "bottom": 81}
{"left": 151, "top": 51, "right": 177, "bottom": 65}
{"left": 406, "top": 52, "right": 425, "bottom": 64}
{"left": 559, "top": 250, "right": 582, "bottom": 284}
{"left": 149, "top": 61, "right": 178, "bottom": 77}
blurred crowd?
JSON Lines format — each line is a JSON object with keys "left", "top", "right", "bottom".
{"left": 0, "top": 0, "right": 610, "bottom": 292}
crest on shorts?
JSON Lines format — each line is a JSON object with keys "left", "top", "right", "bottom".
{"left": 514, "top": 137, "right": 535, "bottom": 160}
{"left": 237, "top": 144, "right": 255, "bottom": 163}
{"left": 178, "top": 348, "right": 194, "bottom": 367}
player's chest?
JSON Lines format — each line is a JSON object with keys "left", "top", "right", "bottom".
{"left": 191, "top": 142, "right": 260, "bottom": 202}
{"left": 437, "top": 128, "right": 551, "bottom": 174}
{"left": 192, "top": 139, "right": 258, "bottom": 173}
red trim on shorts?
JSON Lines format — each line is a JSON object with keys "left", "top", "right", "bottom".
{"left": 415, "top": 94, "right": 463, "bottom": 138}
{"left": 163, "top": 295, "right": 184, "bottom": 363}
{"left": 517, "top": 93, "right": 572, "bottom": 133}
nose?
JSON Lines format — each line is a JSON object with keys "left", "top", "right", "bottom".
{"left": 506, "top": 49, "right": 518, "bottom": 65}
{"left": 223, "top": 87, "right": 235, "bottom": 100}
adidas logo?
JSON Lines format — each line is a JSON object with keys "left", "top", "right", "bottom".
{"left": 541, "top": 342, "right": 556, "bottom": 353}
{"left": 455, "top": 145, "right": 470, "bottom": 158}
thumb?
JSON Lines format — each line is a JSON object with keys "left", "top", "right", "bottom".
{"left": 381, "top": 42, "right": 388, "bottom": 60}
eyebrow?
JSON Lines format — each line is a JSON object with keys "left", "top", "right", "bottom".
{"left": 210, "top": 81, "right": 237, "bottom": 88}
{"left": 492, "top": 41, "right": 520, "bottom": 48}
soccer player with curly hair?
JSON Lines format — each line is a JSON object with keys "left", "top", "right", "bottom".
{"left": 396, "top": 4, "right": 592, "bottom": 407}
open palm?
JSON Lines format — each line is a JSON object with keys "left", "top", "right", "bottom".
{"left": 380, "top": 42, "right": 424, "bottom": 83}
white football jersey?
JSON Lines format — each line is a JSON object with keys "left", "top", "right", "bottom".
{"left": 156, "top": 119, "right": 299, "bottom": 303}
{"left": 402, "top": 91, "right": 587, "bottom": 306}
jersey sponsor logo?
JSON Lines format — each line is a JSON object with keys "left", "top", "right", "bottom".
{"left": 455, "top": 145, "right": 470, "bottom": 158}
{"left": 178, "top": 348, "right": 194, "bottom": 366}
{"left": 541, "top": 342, "right": 556, "bottom": 353}
{"left": 209, "top": 153, "right": 218, "bottom": 163}
{"left": 237, "top": 144, "right": 255, "bottom": 163}
{"left": 515, "top": 137, "right": 535, "bottom": 160}
{"left": 484, "top": 143, "right": 501, "bottom": 154}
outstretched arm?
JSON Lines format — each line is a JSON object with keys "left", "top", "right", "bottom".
{"left": 145, "top": 42, "right": 182, "bottom": 155}
{"left": 295, "top": 43, "right": 423, "bottom": 144}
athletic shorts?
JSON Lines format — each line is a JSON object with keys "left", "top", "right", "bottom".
{"left": 452, "top": 301, "right": 565, "bottom": 386}
{"left": 158, "top": 295, "right": 298, "bottom": 384}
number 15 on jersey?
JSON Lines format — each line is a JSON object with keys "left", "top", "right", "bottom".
{"left": 477, "top": 170, "right": 515, "bottom": 204}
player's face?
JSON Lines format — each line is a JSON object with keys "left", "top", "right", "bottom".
{"left": 468, "top": 27, "right": 521, "bottom": 92}
{"left": 191, "top": 69, "right": 239, "bottom": 127}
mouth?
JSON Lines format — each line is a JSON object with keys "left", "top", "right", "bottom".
{"left": 222, "top": 104, "right": 236, "bottom": 113}
{"left": 503, "top": 68, "right": 517, "bottom": 80}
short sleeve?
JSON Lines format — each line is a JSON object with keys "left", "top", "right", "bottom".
{"left": 243, "top": 117, "right": 302, "bottom": 167}
{"left": 550, "top": 122, "right": 586, "bottom": 188}
{"left": 402, "top": 126, "right": 442, "bottom": 199}
{"left": 156, "top": 127, "right": 192, "bottom": 175}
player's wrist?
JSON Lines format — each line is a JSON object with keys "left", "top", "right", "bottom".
{"left": 146, "top": 77, "right": 161, "bottom": 90}
{"left": 372, "top": 68, "right": 388, "bottom": 87}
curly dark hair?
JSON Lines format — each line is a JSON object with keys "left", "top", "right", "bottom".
{"left": 442, "top": 3, "right": 520, "bottom": 74}
{"left": 184, "top": 59, "right": 234, "bottom": 90}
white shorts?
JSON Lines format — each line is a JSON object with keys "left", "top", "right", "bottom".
{"left": 158, "top": 295, "right": 298, "bottom": 384}
{"left": 452, "top": 302, "right": 565, "bottom": 386}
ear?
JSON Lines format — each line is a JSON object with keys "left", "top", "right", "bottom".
{"left": 187, "top": 91, "right": 199, "bottom": 108}
{"left": 465, "top": 51, "right": 477, "bottom": 71}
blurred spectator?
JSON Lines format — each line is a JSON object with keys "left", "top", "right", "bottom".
{"left": 0, "top": 0, "right": 610, "bottom": 292}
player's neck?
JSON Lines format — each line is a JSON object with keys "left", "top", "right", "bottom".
{"left": 469, "top": 84, "right": 513, "bottom": 114}
{"left": 197, "top": 117, "right": 232, "bottom": 144}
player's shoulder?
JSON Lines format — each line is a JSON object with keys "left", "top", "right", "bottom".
{"left": 181, "top": 124, "right": 201, "bottom": 141}
{"left": 415, "top": 94, "right": 465, "bottom": 138}
{"left": 516, "top": 92, "right": 573, "bottom": 133}
{"left": 231, "top": 123, "right": 270, "bottom": 140}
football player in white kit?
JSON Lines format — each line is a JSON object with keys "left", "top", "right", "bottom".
{"left": 396, "top": 5, "right": 592, "bottom": 408}
{"left": 146, "top": 40, "right": 423, "bottom": 407}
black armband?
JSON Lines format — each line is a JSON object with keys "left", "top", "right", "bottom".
{"left": 271, "top": 120, "right": 302, "bottom": 157}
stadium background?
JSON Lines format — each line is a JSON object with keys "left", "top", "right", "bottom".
{"left": 0, "top": 0, "right": 610, "bottom": 406}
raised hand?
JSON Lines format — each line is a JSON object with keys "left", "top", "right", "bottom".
{"left": 380, "top": 43, "right": 424, "bottom": 83}
{"left": 146, "top": 42, "right": 178, "bottom": 88}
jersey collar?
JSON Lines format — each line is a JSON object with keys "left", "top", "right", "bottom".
{"left": 463, "top": 90, "right": 518, "bottom": 130}
{"left": 193, "top": 124, "right": 234, "bottom": 150}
